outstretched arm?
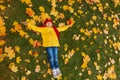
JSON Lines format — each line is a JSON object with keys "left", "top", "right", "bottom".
{"left": 27, "top": 23, "right": 43, "bottom": 32}
{"left": 57, "top": 25, "right": 69, "bottom": 32}
{"left": 57, "top": 18, "right": 74, "bottom": 32}
{"left": 21, "top": 21, "right": 43, "bottom": 32}
{"left": 57, "top": 23, "right": 73, "bottom": 32}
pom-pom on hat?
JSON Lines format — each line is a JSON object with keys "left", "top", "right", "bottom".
{"left": 44, "top": 18, "right": 53, "bottom": 25}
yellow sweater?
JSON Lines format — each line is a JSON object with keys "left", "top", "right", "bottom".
{"left": 28, "top": 24, "right": 69, "bottom": 47}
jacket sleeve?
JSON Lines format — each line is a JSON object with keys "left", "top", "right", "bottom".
{"left": 28, "top": 23, "right": 43, "bottom": 32}
{"left": 57, "top": 25, "right": 69, "bottom": 32}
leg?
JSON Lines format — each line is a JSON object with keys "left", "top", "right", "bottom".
{"left": 53, "top": 47, "right": 62, "bottom": 76}
{"left": 53, "top": 47, "right": 59, "bottom": 69}
{"left": 46, "top": 47, "right": 55, "bottom": 70}
{"left": 46, "top": 47, "right": 57, "bottom": 78}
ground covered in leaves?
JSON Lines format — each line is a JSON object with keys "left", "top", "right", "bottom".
{"left": 0, "top": 0, "right": 120, "bottom": 80}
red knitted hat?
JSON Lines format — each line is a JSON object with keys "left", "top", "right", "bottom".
{"left": 44, "top": 18, "right": 53, "bottom": 25}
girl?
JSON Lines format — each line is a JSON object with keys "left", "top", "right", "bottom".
{"left": 24, "top": 18, "right": 73, "bottom": 78}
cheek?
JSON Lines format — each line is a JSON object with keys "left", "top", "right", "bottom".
{"left": 46, "top": 23, "right": 49, "bottom": 26}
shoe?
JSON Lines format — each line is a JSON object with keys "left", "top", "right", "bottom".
{"left": 56, "top": 68, "right": 62, "bottom": 76}
{"left": 52, "top": 69, "right": 57, "bottom": 78}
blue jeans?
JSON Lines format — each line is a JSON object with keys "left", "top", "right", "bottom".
{"left": 46, "top": 47, "right": 59, "bottom": 70}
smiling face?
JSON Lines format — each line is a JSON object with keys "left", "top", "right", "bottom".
{"left": 46, "top": 21, "right": 52, "bottom": 27}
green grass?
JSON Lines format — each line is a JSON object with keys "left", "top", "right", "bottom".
{"left": 1, "top": 0, "right": 120, "bottom": 80}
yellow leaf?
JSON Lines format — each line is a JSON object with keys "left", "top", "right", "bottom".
{"left": 94, "top": 61, "right": 100, "bottom": 70}
{"left": 0, "top": 16, "right": 5, "bottom": 26}
{"left": 14, "top": 46, "right": 20, "bottom": 53}
{"left": 81, "top": 52, "right": 86, "bottom": 57}
{"left": 90, "top": 20, "right": 94, "bottom": 25}
{"left": 68, "top": 0, "right": 75, "bottom": 5}
{"left": 64, "top": 58, "right": 69, "bottom": 64}
{"left": 21, "top": 0, "right": 32, "bottom": 6}
{"left": 18, "top": 30, "right": 28, "bottom": 37}
{"left": 81, "top": 54, "right": 91, "bottom": 69}
{"left": 10, "top": 28, "right": 16, "bottom": 33}
{"left": 39, "top": 6, "right": 45, "bottom": 12}
{"left": 16, "top": 56, "right": 22, "bottom": 64}
{"left": 24, "top": 59, "right": 31, "bottom": 63}
{"left": 0, "top": 54, "right": 6, "bottom": 63}
{"left": 0, "top": 0, "right": 4, "bottom": 3}
{"left": 81, "top": 36, "right": 85, "bottom": 41}
{"left": 21, "top": 76, "right": 27, "bottom": 80}
{"left": 35, "top": 65, "right": 41, "bottom": 73}
{"left": 63, "top": 5, "right": 69, "bottom": 10}
{"left": 26, "top": 70, "right": 31, "bottom": 75}
{"left": 64, "top": 44, "right": 68, "bottom": 51}
{"left": 80, "top": 28, "right": 85, "bottom": 33}
{"left": 40, "top": 13, "right": 50, "bottom": 23}
{"left": 47, "top": 68, "right": 52, "bottom": 75}
{"left": 116, "top": 42, "right": 120, "bottom": 50}
{"left": 88, "top": 70, "right": 92, "bottom": 75}
{"left": 92, "top": 6, "right": 97, "bottom": 10}
{"left": 28, "top": 50, "right": 33, "bottom": 55}
{"left": 78, "top": 10, "right": 83, "bottom": 14}
{"left": 0, "top": 40, "right": 6, "bottom": 46}
{"left": 92, "top": 16, "right": 97, "bottom": 21}
{"left": 5, "top": 46, "right": 15, "bottom": 59}
{"left": 33, "top": 51, "right": 39, "bottom": 58}
{"left": 50, "top": 8, "right": 58, "bottom": 17}
{"left": 0, "top": 26, "right": 6, "bottom": 36}
{"left": 108, "top": 16, "right": 112, "bottom": 21}
{"left": 9, "top": 63, "right": 18, "bottom": 72}
{"left": 0, "top": 5, "right": 5, "bottom": 10}
{"left": 43, "top": 60, "right": 46, "bottom": 64}
{"left": 43, "top": 73, "right": 47, "bottom": 78}
{"left": 97, "top": 53, "right": 100, "bottom": 61}
{"left": 97, "top": 74, "right": 102, "bottom": 80}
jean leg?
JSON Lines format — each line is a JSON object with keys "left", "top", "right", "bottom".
{"left": 53, "top": 47, "right": 59, "bottom": 69}
{"left": 46, "top": 47, "right": 55, "bottom": 69}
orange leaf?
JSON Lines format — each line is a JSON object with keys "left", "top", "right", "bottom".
{"left": 25, "top": 8, "right": 35, "bottom": 17}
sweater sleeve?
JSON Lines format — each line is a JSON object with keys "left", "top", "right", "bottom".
{"left": 57, "top": 25, "right": 69, "bottom": 32}
{"left": 28, "top": 23, "right": 43, "bottom": 32}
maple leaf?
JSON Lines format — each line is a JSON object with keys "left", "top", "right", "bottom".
{"left": 14, "top": 46, "right": 20, "bottom": 53}
{"left": 47, "top": 68, "right": 52, "bottom": 75}
{"left": 40, "top": 13, "right": 50, "bottom": 23}
{"left": 0, "top": 40, "right": 6, "bottom": 46}
{"left": 97, "top": 74, "right": 102, "bottom": 80}
{"left": 0, "top": 16, "right": 5, "bottom": 26}
{"left": 81, "top": 53, "right": 91, "bottom": 69}
{"left": 25, "top": 8, "right": 35, "bottom": 17}
{"left": 18, "top": 30, "right": 28, "bottom": 37}
{"left": 35, "top": 65, "right": 41, "bottom": 73}
{"left": 33, "top": 51, "right": 39, "bottom": 58}
{"left": 33, "top": 40, "right": 41, "bottom": 48}
{"left": 0, "top": 5, "right": 5, "bottom": 10}
{"left": 9, "top": 63, "right": 18, "bottom": 72}
{"left": 39, "top": 6, "right": 45, "bottom": 12}
{"left": 50, "top": 7, "right": 58, "bottom": 17}
{"left": 67, "top": 17, "right": 75, "bottom": 26}
{"left": 26, "top": 70, "right": 31, "bottom": 75}
{"left": 4, "top": 46, "right": 16, "bottom": 59}
{"left": 68, "top": 0, "right": 75, "bottom": 6}
{"left": 21, "top": 0, "right": 32, "bottom": 6}
{"left": 0, "top": 26, "right": 6, "bottom": 36}
{"left": 16, "top": 56, "right": 22, "bottom": 64}
{"left": 21, "top": 76, "right": 27, "bottom": 80}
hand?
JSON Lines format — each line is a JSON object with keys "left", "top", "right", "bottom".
{"left": 21, "top": 21, "right": 28, "bottom": 25}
